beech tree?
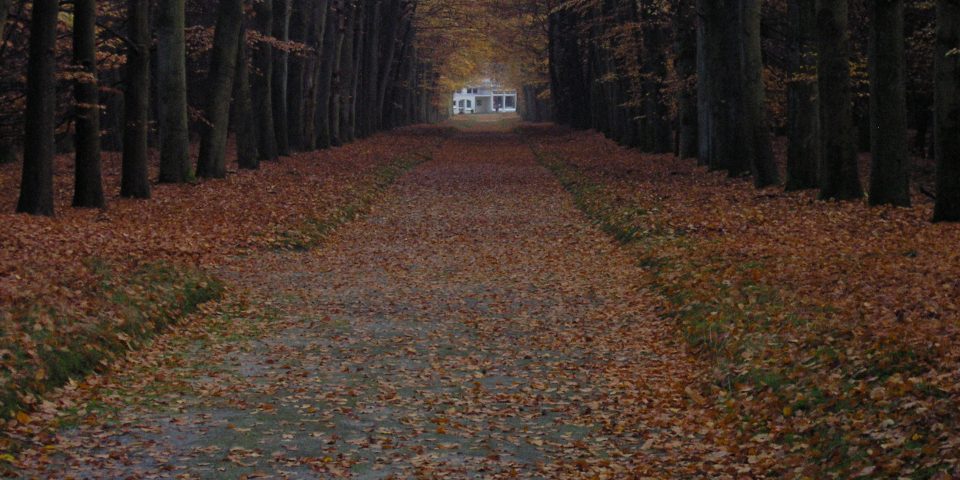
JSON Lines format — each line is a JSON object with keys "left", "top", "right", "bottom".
{"left": 816, "top": 0, "right": 863, "bottom": 200}
{"left": 17, "top": 0, "right": 58, "bottom": 215}
{"left": 253, "top": 0, "right": 279, "bottom": 161}
{"left": 786, "top": 0, "right": 820, "bottom": 191}
{"left": 272, "top": 0, "right": 291, "bottom": 156}
{"left": 234, "top": 24, "right": 260, "bottom": 170}
{"left": 934, "top": 0, "right": 960, "bottom": 221}
{"left": 197, "top": 0, "right": 244, "bottom": 179}
{"left": 121, "top": 0, "right": 151, "bottom": 198}
{"left": 156, "top": 0, "right": 191, "bottom": 183}
{"left": 72, "top": 0, "right": 105, "bottom": 208}
{"left": 867, "top": 0, "right": 910, "bottom": 206}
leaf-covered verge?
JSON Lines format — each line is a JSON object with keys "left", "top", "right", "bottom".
{"left": 0, "top": 127, "right": 448, "bottom": 430}
{"left": 523, "top": 124, "right": 960, "bottom": 479}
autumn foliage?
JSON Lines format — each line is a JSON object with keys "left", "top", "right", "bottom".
{"left": 0, "top": 128, "right": 445, "bottom": 424}
{"left": 526, "top": 123, "right": 960, "bottom": 478}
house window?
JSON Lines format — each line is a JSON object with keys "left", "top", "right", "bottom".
{"left": 466, "top": 100, "right": 472, "bottom": 108}
{"left": 505, "top": 96, "right": 516, "bottom": 108}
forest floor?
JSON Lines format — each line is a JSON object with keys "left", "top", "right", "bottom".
{"left": 2, "top": 115, "right": 960, "bottom": 478}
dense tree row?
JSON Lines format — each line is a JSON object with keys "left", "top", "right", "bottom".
{"left": 548, "top": 0, "right": 960, "bottom": 221}
{"left": 1, "top": 0, "right": 447, "bottom": 216}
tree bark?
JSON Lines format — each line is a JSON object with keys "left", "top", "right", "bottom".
{"left": 674, "top": 0, "right": 698, "bottom": 160}
{"left": 375, "top": 0, "right": 404, "bottom": 132}
{"left": 329, "top": 2, "right": 348, "bottom": 146}
{"left": 934, "top": 0, "right": 960, "bottom": 220}
{"left": 638, "top": 0, "right": 671, "bottom": 153}
{"left": 253, "top": 0, "right": 279, "bottom": 160}
{"left": 698, "top": 0, "right": 748, "bottom": 174}
{"left": 196, "top": 0, "right": 243, "bottom": 179}
{"left": 234, "top": 27, "right": 260, "bottom": 169}
{"left": 786, "top": 0, "right": 820, "bottom": 191}
{"left": 741, "top": 0, "right": 779, "bottom": 187}
{"left": 359, "top": 0, "right": 381, "bottom": 138}
{"left": 72, "top": 0, "right": 105, "bottom": 208}
{"left": 286, "top": 0, "right": 307, "bottom": 151}
{"left": 17, "top": 0, "right": 58, "bottom": 215}
{"left": 315, "top": 0, "right": 339, "bottom": 149}
{"left": 157, "top": 0, "right": 191, "bottom": 183}
{"left": 335, "top": 1, "right": 357, "bottom": 145}
{"left": 272, "top": 0, "right": 291, "bottom": 156}
{"left": 867, "top": 0, "right": 910, "bottom": 206}
{"left": 121, "top": 0, "right": 151, "bottom": 198}
{"left": 816, "top": 0, "right": 863, "bottom": 200}
{"left": 696, "top": 7, "right": 710, "bottom": 166}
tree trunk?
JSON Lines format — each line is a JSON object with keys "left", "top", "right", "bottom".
{"left": 816, "top": 0, "right": 863, "bottom": 200}
{"left": 329, "top": 2, "right": 348, "bottom": 146}
{"left": 121, "top": 0, "right": 151, "bottom": 198}
{"left": 375, "top": 0, "right": 404, "bottom": 131}
{"left": 253, "top": 0, "right": 278, "bottom": 160}
{"left": 345, "top": 3, "right": 364, "bottom": 142}
{"left": 934, "top": 0, "right": 960, "bottom": 220}
{"left": 786, "top": 0, "right": 820, "bottom": 191}
{"left": 234, "top": 27, "right": 260, "bottom": 169}
{"left": 17, "top": 0, "right": 58, "bottom": 215}
{"left": 286, "top": 0, "right": 307, "bottom": 151}
{"left": 272, "top": 0, "right": 291, "bottom": 156}
{"left": 196, "top": 0, "right": 243, "bottom": 179}
{"left": 314, "top": 0, "right": 338, "bottom": 149}
{"left": 157, "top": 0, "right": 191, "bottom": 183}
{"left": 72, "top": 0, "right": 105, "bottom": 208}
{"left": 674, "top": 0, "right": 698, "bottom": 160}
{"left": 699, "top": 0, "right": 748, "bottom": 174}
{"left": 696, "top": 8, "right": 710, "bottom": 166}
{"left": 638, "top": 0, "right": 671, "bottom": 153}
{"left": 741, "top": 0, "right": 779, "bottom": 187}
{"left": 336, "top": 2, "right": 357, "bottom": 145}
{"left": 867, "top": 0, "right": 910, "bottom": 206}
{"left": 360, "top": 0, "right": 381, "bottom": 138}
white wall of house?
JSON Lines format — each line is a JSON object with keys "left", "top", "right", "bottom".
{"left": 452, "top": 81, "right": 517, "bottom": 115}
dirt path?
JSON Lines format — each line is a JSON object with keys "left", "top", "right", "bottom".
{"left": 18, "top": 124, "right": 741, "bottom": 478}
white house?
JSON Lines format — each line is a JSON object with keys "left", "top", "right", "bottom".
{"left": 452, "top": 79, "right": 517, "bottom": 115}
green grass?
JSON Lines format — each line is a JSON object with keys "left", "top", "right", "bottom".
{"left": 272, "top": 151, "right": 431, "bottom": 251}
{"left": 0, "top": 262, "right": 223, "bottom": 419}
{"left": 526, "top": 139, "right": 955, "bottom": 477}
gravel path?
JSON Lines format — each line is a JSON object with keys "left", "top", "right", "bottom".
{"left": 17, "top": 125, "right": 739, "bottom": 479}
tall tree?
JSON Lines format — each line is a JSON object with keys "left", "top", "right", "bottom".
{"left": 315, "top": 0, "right": 339, "bottom": 149}
{"left": 234, "top": 25, "right": 260, "bottom": 169}
{"left": 375, "top": 0, "right": 404, "bottom": 132}
{"left": 121, "top": 0, "right": 151, "bottom": 198}
{"left": 253, "top": 0, "right": 279, "bottom": 161}
{"left": 271, "top": 0, "right": 291, "bottom": 156}
{"left": 867, "top": 0, "right": 910, "bottom": 206}
{"left": 72, "top": 0, "right": 105, "bottom": 208}
{"left": 302, "top": 0, "right": 331, "bottom": 150}
{"left": 697, "top": 0, "right": 748, "bottom": 174}
{"left": 816, "top": 0, "right": 863, "bottom": 200}
{"left": 359, "top": 0, "right": 381, "bottom": 138}
{"left": 934, "top": 0, "right": 960, "bottom": 220}
{"left": 328, "top": 0, "right": 352, "bottom": 148}
{"left": 286, "top": 0, "right": 308, "bottom": 151}
{"left": 786, "top": 0, "right": 820, "bottom": 191}
{"left": 638, "top": 0, "right": 671, "bottom": 153}
{"left": 741, "top": 0, "right": 779, "bottom": 187}
{"left": 156, "top": 0, "right": 191, "bottom": 183}
{"left": 673, "top": 0, "right": 698, "bottom": 160}
{"left": 196, "top": 0, "right": 244, "bottom": 179}
{"left": 17, "top": 0, "right": 58, "bottom": 215}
